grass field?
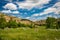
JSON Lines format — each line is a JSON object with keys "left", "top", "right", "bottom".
{"left": 0, "top": 26, "right": 60, "bottom": 40}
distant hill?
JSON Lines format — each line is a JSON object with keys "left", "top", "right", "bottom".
{"left": 35, "top": 20, "right": 46, "bottom": 26}
{"left": 0, "top": 13, "right": 35, "bottom": 26}
{"left": 0, "top": 13, "right": 47, "bottom": 27}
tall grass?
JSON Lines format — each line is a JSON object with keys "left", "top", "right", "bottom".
{"left": 0, "top": 26, "right": 60, "bottom": 40}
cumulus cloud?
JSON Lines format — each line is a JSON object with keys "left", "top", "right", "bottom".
{"left": 41, "top": 2, "right": 60, "bottom": 15}
{"left": 32, "top": 7, "right": 58, "bottom": 17}
{"left": 16, "top": 0, "right": 51, "bottom": 9}
{"left": 53, "top": 2, "right": 60, "bottom": 14}
{"left": 31, "top": 2, "right": 60, "bottom": 17}
{"left": 1, "top": 10, "right": 19, "bottom": 14}
{"left": 3, "top": 3, "right": 17, "bottom": 10}
{"left": 32, "top": 8, "right": 56, "bottom": 16}
{"left": 1, "top": 10, "right": 11, "bottom": 13}
{"left": 39, "top": 8, "right": 57, "bottom": 15}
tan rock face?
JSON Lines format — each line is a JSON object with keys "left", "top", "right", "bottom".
{"left": 4, "top": 16, "right": 10, "bottom": 22}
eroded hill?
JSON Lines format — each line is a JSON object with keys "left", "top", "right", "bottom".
{"left": 0, "top": 13, "right": 35, "bottom": 26}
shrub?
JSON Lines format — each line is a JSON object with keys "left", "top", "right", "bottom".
{"left": 7, "top": 20, "right": 18, "bottom": 28}
{"left": 28, "top": 23, "right": 35, "bottom": 28}
{"left": 18, "top": 22, "right": 22, "bottom": 27}
{"left": 18, "top": 23, "right": 27, "bottom": 27}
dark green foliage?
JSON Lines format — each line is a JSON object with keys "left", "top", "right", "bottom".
{"left": 56, "top": 18, "right": 60, "bottom": 29}
{"left": 7, "top": 20, "right": 18, "bottom": 28}
{"left": 18, "top": 22, "right": 22, "bottom": 27}
{"left": 46, "top": 17, "right": 56, "bottom": 29}
{"left": 18, "top": 23, "right": 27, "bottom": 27}
{"left": 18, "top": 22, "right": 35, "bottom": 28}
{"left": 28, "top": 23, "right": 35, "bottom": 28}
{"left": 57, "top": 21, "right": 60, "bottom": 28}
{"left": 46, "top": 17, "right": 51, "bottom": 28}
{"left": 0, "top": 15, "right": 7, "bottom": 29}
{"left": 21, "top": 24, "right": 27, "bottom": 27}
{"left": 0, "top": 36, "right": 2, "bottom": 40}
{"left": 28, "top": 24, "right": 33, "bottom": 28}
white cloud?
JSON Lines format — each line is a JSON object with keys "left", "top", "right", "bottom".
{"left": 1, "top": 10, "right": 19, "bottom": 14}
{"left": 25, "top": 2, "right": 60, "bottom": 21}
{"left": 12, "top": 11, "right": 19, "bottom": 14}
{"left": 32, "top": 2, "right": 60, "bottom": 17}
{"left": 32, "top": 14, "right": 39, "bottom": 16}
{"left": 16, "top": 0, "right": 51, "bottom": 9}
{"left": 31, "top": 8, "right": 56, "bottom": 16}
{"left": 26, "top": 17, "right": 30, "bottom": 19}
{"left": 25, "top": 2, "right": 60, "bottom": 20}
{"left": 39, "top": 8, "right": 57, "bottom": 15}
{"left": 41, "top": 2, "right": 60, "bottom": 15}
{"left": 53, "top": 2, "right": 60, "bottom": 14}
{"left": 1, "top": 10, "right": 11, "bottom": 13}
{"left": 31, "top": 7, "right": 58, "bottom": 17}
{"left": 3, "top": 3, "right": 17, "bottom": 10}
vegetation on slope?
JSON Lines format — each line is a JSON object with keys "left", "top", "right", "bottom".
{"left": 0, "top": 13, "right": 36, "bottom": 29}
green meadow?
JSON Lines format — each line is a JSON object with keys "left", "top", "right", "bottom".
{"left": 0, "top": 26, "right": 60, "bottom": 40}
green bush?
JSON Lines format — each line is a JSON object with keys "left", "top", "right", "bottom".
{"left": 7, "top": 20, "right": 18, "bottom": 28}
{"left": 28, "top": 23, "right": 35, "bottom": 28}
{"left": 18, "top": 22, "right": 22, "bottom": 27}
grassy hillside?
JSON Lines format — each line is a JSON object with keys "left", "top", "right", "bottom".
{"left": 0, "top": 26, "right": 60, "bottom": 40}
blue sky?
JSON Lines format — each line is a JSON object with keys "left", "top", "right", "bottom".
{"left": 0, "top": 0, "right": 60, "bottom": 21}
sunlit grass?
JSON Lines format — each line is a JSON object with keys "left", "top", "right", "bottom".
{"left": 0, "top": 26, "right": 60, "bottom": 40}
